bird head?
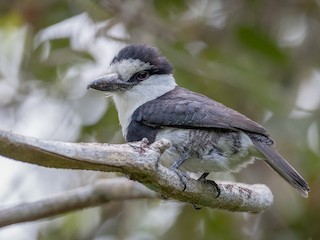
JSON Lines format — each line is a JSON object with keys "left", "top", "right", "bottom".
{"left": 87, "top": 44, "right": 174, "bottom": 92}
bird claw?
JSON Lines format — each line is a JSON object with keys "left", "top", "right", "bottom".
{"left": 198, "top": 174, "right": 221, "bottom": 199}
{"left": 191, "top": 178, "right": 220, "bottom": 210}
{"left": 170, "top": 167, "right": 189, "bottom": 191}
{"left": 205, "top": 179, "right": 221, "bottom": 198}
{"left": 192, "top": 174, "right": 220, "bottom": 210}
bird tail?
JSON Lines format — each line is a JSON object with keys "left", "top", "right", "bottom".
{"left": 251, "top": 139, "right": 309, "bottom": 198}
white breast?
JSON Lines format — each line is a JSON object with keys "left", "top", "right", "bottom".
{"left": 111, "top": 74, "right": 177, "bottom": 138}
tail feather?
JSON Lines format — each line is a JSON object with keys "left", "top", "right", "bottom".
{"left": 251, "top": 138, "right": 309, "bottom": 198}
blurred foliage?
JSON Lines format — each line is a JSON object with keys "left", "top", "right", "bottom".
{"left": 0, "top": 0, "right": 320, "bottom": 239}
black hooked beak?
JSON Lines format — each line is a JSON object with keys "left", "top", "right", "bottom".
{"left": 87, "top": 73, "right": 135, "bottom": 92}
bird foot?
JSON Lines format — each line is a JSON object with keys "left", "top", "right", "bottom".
{"left": 204, "top": 179, "right": 221, "bottom": 198}
{"left": 170, "top": 167, "right": 189, "bottom": 191}
{"left": 192, "top": 174, "right": 220, "bottom": 210}
{"left": 198, "top": 173, "right": 220, "bottom": 198}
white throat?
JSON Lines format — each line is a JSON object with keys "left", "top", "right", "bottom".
{"left": 111, "top": 74, "right": 177, "bottom": 138}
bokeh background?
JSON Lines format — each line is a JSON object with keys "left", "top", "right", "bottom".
{"left": 0, "top": 0, "right": 319, "bottom": 239}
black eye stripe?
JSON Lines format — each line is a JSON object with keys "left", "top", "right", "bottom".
{"left": 127, "top": 69, "right": 157, "bottom": 83}
{"left": 145, "top": 69, "right": 157, "bottom": 74}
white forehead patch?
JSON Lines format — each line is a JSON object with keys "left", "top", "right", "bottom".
{"left": 108, "top": 58, "right": 152, "bottom": 81}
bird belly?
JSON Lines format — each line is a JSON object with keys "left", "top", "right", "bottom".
{"left": 156, "top": 128, "right": 258, "bottom": 173}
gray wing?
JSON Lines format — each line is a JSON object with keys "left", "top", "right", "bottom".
{"left": 131, "top": 87, "right": 310, "bottom": 197}
{"left": 133, "top": 86, "right": 269, "bottom": 137}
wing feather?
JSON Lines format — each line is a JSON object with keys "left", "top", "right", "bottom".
{"left": 133, "top": 86, "right": 269, "bottom": 137}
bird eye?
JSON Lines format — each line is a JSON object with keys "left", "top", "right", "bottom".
{"left": 136, "top": 71, "right": 150, "bottom": 81}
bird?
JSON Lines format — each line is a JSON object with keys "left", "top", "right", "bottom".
{"left": 87, "top": 44, "right": 309, "bottom": 198}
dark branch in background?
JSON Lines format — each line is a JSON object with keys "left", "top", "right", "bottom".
{"left": 0, "top": 129, "right": 273, "bottom": 227}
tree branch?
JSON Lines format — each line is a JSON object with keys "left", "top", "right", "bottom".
{"left": 0, "top": 129, "right": 273, "bottom": 227}
{"left": 0, "top": 178, "right": 158, "bottom": 228}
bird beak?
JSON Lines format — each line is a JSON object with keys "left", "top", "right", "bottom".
{"left": 87, "top": 73, "right": 135, "bottom": 92}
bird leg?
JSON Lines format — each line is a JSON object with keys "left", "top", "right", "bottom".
{"left": 197, "top": 172, "right": 209, "bottom": 181}
{"left": 170, "top": 155, "right": 189, "bottom": 191}
{"left": 171, "top": 156, "right": 187, "bottom": 169}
